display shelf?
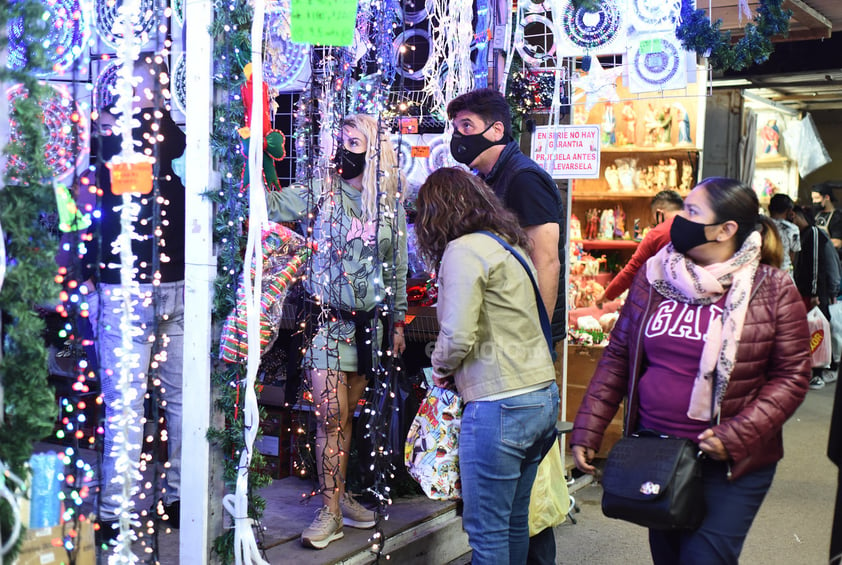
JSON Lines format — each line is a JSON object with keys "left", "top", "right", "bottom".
{"left": 573, "top": 239, "right": 640, "bottom": 250}
{"left": 600, "top": 146, "right": 702, "bottom": 154}
{"left": 573, "top": 190, "right": 690, "bottom": 200}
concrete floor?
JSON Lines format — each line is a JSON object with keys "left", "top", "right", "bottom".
{"left": 550, "top": 381, "right": 837, "bottom": 564}
{"left": 97, "top": 380, "right": 838, "bottom": 564}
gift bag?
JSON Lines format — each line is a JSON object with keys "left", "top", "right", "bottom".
{"left": 404, "top": 386, "right": 462, "bottom": 500}
{"left": 808, "top": 306, "right": 832, "bottom": 369}
{"left": 528, "top": 440, "right": 569, "bottom": 536}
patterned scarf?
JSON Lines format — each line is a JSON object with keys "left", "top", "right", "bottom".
{"left": 646, "top": 231, "right": 761, "bottom": 421}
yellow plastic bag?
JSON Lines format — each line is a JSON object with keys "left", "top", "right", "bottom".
{"left": 528, "top": 440, "right": 569, "bottom": 536}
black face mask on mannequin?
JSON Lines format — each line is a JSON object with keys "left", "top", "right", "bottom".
{"left": 334, "top": 147, "right": 367, "bottom": 180}
{"left": 670, "top": 215, "right": 722, "bottom": 255}
{"left": 450, "top": 122, "right": 507, "bottom": 166}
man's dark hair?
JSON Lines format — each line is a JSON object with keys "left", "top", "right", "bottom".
{"left": 813, "top": 183, "right": 838, "bottom": 203}
{"left": 768, "top": 193, "right": 795, "bottom": 215}
{"left": 651, "top": 190, "right": 683, "bottom": 211}
{"left": 446, "top": 88, "right": 512, "bottom": 139}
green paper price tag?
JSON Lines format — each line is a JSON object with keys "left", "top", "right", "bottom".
{"left": 291, "top": 0, "right": 358, "bottom": 46}
{"left": 639, "top": 39, "right": 663, "bottom": 54}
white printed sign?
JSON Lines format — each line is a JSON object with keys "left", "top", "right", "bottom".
{"left": 531, "top": 125, "right": 600, "bottom": 179}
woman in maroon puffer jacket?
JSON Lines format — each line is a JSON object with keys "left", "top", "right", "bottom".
{"left": 571, "top": 177, "right": 811, "bottom": 565}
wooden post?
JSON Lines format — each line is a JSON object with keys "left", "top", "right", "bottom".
{"left": 181, "top": 0, "right": 217, "bottom": 559}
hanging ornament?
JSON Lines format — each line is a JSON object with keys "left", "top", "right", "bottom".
{"left": 173, "top": 52, "right": 188, "bottom": 114}
{"left": 94, "top": 0, "right": 156, "bottom": 49}
{"left": 571, "top": 57, "right": 622, "bottom": 113}
{"left": 7, "top": 0, "right": 92, "bottom": 77}
{"left": 94, "top": 59, "right": 120, "bottom": 111}
{"left": 390, "top": 135, "right": 418, "bottom": 179}
{"left": 264, "top": 3, "right": 310, "bottom": 91}
{"left": 627, "top": 34, "right": 687, "bottom": 93}
{"left": 629, "top": 0, "right": 683, "bottom": 31}
{"left": 514, "top": 11, "right": 557, "bottom": 68}
{"left": 6, "top": 83, "right": 89, "bottom": 181}
{"left": 557, "top": 0, "right": 628, "bottom": 57}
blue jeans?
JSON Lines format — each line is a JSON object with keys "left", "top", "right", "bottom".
{"left": 649, "top": 460, "right": 777, "bottom": 565}
{"left": 460, "top": 382, "right": 559, "bottom": 565}
{"left": 94, "top": 282, "right": 184, "bottom": 520}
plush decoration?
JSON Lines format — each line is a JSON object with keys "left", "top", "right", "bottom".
{"left": 239, "top": 62, "right": 286, "bottom": 192}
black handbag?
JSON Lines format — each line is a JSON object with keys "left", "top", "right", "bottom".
{"left": 601, "top": 431, "right": 705, "bottom": 530}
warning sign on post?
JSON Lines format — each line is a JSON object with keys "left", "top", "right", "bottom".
{"left": 531, "top": 125, "right": 600, "bottom": 179}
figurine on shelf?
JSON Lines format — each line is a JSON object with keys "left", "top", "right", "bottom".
{"left": 644, "top": 103, "right": 660, "bottom": 146}
{"left": 680, "top": 159, "right": 694, "bottom": 192}
{"left": 615, "top": 158, "right": 637, "bottom": 191}
{"left": 585, "top": 208, "right": 599, "bottom": 240}
{"left": 605, "top": 164, "right": 620, "bottom": 191}
{"left": 656, "top": 160, "right": 668, "bottom": 191}
{"left": 602, "top": 102, "right": 616, "bottom": 146}
{"left": 656, "top": 105, "right": 673, "bottom": 145}
{"left": 570, "top": 213, "right": 582, "bottom": 240}
{"left": 599, "top": 209, "right": 615, "bottom": 240}
{"left": 667, "top": 158, "right": 678, "bottom": 189}
{"left": 760, "top": 119, "right": 781, "bottom": 155}
{"left": 613, "top": 205, "right": 625, "bottom": 239}
{"left": 622, "top": 101, "right": 636, "bottom": 146}
{"left": 673, "top": 102, "right": 692, "bottom": 145}
{"left": 633, "top": 218, "right": 641, "bottom": 241}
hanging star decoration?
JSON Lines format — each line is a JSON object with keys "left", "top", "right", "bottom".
{"left": 572, "top": 57, "right": 623, "bottom": 112}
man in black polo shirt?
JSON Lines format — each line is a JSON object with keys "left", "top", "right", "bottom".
{"left": 447, "top": 88, "right": 565, "bottom": 345}
{"left": 447, "top": 88, "right": 565, "bottom": 565}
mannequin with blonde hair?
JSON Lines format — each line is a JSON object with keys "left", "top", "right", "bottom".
{"left": 266, "top": 113, "right": 408, "bottom": 550}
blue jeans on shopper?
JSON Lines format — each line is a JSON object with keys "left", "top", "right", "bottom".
{"left": 460, "top": 381, "right": 559, "bottom": 565}
{"left": 649, "top": 459, "right": 777, "bottom": 565}
{"left": 95, "top": 281, "right": 184, "bottom": 521}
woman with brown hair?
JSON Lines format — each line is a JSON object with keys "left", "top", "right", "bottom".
{"left": 571, "top": 177, "right": 811, "bottom": 564}
{"left": 415, "top": 167, "right": 559, "bottom": 564}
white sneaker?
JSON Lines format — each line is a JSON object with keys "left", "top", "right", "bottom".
{"left": 301, "top": 506, "right": 343, "bottom": 549}
{"left": 823, "top": 369, "right": 839, "bottom": 384}
{"left": 810, "top": 375, "right": 826, "bottom": 390}
{"left": 340, "top": 492, "right": 376, "bottom": 529}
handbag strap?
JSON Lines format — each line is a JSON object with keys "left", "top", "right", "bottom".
{"left": 477, "top": 231, "right": 553, "bottom": 356}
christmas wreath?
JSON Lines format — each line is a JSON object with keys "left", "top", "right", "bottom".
{"left": 675, "top": 0, "right": 792, "bottom": 72}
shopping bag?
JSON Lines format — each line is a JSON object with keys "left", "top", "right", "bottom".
{"left": 807, "top": 306, "right": 832, "bottom": 369}
{"left": 404, "top": 386, "right": 462, "bottom": 500}
{"left": 528, "top": 440, "right": 569, "bottom": 536}
{"left": 828, "top": 302, "right": 842, "bottom": 364}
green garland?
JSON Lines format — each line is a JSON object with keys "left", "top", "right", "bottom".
{"left": 676, "top": 0, "right": 792, "bottom": 72}
{"left": 0, "top": 1, "right": 61, "bottom": 560}
{"left": 205, "top": 2, "right": 275, "bottom": 563}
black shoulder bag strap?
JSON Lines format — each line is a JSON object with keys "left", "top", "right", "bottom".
{"left": 477, "top": 231, "right": 553, "bottom": 356}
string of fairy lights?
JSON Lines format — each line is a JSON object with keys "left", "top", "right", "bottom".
{"left": 1, "top": 0, "right": 796, "bottom": 563}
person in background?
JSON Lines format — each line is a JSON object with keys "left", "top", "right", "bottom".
{"left": 597, "top": 190, "right": 683, "bottom": 304}
{"left": 767, "top": 193, "right": 800, "bottom": 276}
{"left": 414, "top": 167, "right": 558, "bottom": 565}
{"left": 812, "top": 183, "right": 842, "bottom": 264}
{"left": 791, "top": 206, "right": 840, "bottom": 389}
{"left": 572, "top": 177, "right": 810, "bottom": 564}
{"left": 266, "top": 114, "right": 408, "bottom": 549}
{"left": 90, "top": 53, "right": 186, "bottom": 546}
{"left": 829, "top": 350, "right": 842, "bottom": 564}
{"left": 446, "top": 88, "right": 563, "bottom": 563}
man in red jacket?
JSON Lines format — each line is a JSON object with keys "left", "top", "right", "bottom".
{"left": 597, "top": 190, "right": 683, "bottom": 304}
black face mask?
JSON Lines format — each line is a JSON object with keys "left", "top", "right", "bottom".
{"left": 670, "top": 215, "right": 721, "bottom": 255}
{"left": 450, "top": 122, "right": 507, "bottom": 166}
{"left": 334, "top": 147, "right": 367, "bottom": 180}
